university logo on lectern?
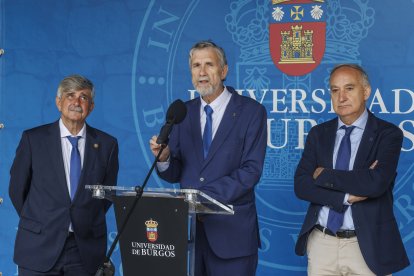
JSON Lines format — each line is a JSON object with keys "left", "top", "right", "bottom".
{"left": 269, "top": 0, "right": 326, "bottom": 76}
{"left": 145, "top": 218, "right": 159, "bottom": 242}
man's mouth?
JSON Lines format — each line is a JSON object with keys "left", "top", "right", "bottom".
{"left": 338, "top": 104, "right": 350, "bottom": 108}
{"left": 198, "top": 77, "right": 209, "bottom": 84}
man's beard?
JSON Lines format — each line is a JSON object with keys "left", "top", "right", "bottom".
{"left": 194, "top": 78, "right": 220, "bottom": 97}
{"left": 196, "top": 84, "right": 214, "bottom": 97}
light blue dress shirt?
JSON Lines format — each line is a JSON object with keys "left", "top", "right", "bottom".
{"left": 317, "top": 109, "right": 369, "bottom": 230}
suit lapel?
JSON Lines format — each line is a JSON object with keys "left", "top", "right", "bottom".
{"left": 47, "top": 121, "right": 71, "bottom": 203}
{"left": 187, "top": 99, "right": 204, "bottom": 165}
{"left": 76, "top": 124, "right": 98, "bottom": 199}
{"left": 353, "top": 112, "right": 378, "bottom": 169}
{"left": 203, "top": 91, "right": 241, "bottom": 166}
{"left": 322, "top": 119, "right": 338, "bottom": 169}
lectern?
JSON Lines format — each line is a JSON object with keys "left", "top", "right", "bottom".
{"left": 86, "top": 185, "right": 234, "bottom": 276}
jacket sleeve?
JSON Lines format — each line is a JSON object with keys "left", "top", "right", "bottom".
{"left": 101, "top": 138, "right": 119, "bottom": 212}
{"left": 9, "top": 131, "right": 32, "bottom": 216}
{"left": 315, "top": 125, "right": 403, "bottom": 198}
{"left": 294, "top": 127, "right": 346, "bottom": 212}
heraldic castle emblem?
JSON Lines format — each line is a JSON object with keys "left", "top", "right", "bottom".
{"left": 269, "top": 0, "right": 326, "bottom": 76}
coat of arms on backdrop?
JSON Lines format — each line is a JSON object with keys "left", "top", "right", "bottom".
{"left": 269, "top": 0, "right": 326, "bottom": 76}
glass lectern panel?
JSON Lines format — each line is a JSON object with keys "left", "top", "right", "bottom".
{"left": 85, "top": 185, "right": 234, "bottom": 215}
{"left": 85, "top": 185, "right": 234, "bottom": 276}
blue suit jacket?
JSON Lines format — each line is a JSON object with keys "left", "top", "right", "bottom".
{"left": 9, "top": 121, "right": 119, "bottom": 273}
{"left": 158, "top": 87, "right": 267, "bottom": 259}
{"left": 294, "top": 111, "right": 409, "bottom": 275}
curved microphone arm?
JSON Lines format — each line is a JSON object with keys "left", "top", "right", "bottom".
{"left": 95, "top": 144, "right": 167, "bottom": 276}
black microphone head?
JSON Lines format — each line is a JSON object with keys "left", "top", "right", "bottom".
{"left": 166, "top": 99, "right": 187, "bottom": 124}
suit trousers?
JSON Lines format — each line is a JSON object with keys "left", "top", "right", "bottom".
{"left": 306, "top": 228, "right": 391, "bottom": 276}
{"left": 195, "top": 220, "right": 258, "bottom": 276}
{"left": 18, "top": 234, "right": 93, "bottom": 276}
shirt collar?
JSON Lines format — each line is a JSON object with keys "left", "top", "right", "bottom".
{"left": 59, "top": 119, "right": 86, "bottom": 138}
{"left": 200, "top": 86, "right": 231, "bottom": 111}
{"left": 337, "top": 108, "right": 368, "bottom": 131}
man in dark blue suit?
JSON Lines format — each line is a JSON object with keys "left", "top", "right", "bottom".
{"left": 9, "top": 75, "right": 119, "bottom": 275}
{"left": 294, "top": 64, "right": 409, "bottom": 275}
{"left": 150, "top": 40, "right": 267, "bottom": 276}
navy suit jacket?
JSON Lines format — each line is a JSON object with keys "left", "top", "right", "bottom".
{"left": 9, "top": 121, "right": 119, "bottom": 273}
{"left": 294, "top": 111, "right": 409, "bottom": 275}
{"left": 158, "top": 87, "right": 267, "bottom": 259}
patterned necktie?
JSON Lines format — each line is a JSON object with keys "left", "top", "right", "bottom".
{"left": 67, "top": 136, "right": 81, "bottom": 200}
{"left": 203, "top": 105, "right": 213, "bottom": 159}
{"left": 327, "top": 125, "right": 356, "bottom": 233}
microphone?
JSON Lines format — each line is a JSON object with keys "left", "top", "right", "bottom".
{"left": 156, "top": 99, "right": 187, "bottom": 145}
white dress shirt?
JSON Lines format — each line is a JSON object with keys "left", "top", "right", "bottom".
{"left": 200, "top": 87, "right": 232, "bottom": 139}
{"left": 59, "top": 119, "right": 86, "bottom": 198}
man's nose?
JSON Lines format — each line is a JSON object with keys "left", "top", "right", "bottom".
{"left": 338, "top": 90, "right": 347, "bottom": 101}
{"left": 199, "top": 65, "right": 207, "bottom": 76}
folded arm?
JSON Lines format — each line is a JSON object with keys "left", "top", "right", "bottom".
{"left": 294, "top": 127, "right": 346, "bottom": 212}
{"left": 314, "top": 126, "right": 402, "bottom": 198}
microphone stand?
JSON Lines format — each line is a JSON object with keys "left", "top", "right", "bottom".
{"left": 95, "top": 144, "right": 167, "bottom": 276}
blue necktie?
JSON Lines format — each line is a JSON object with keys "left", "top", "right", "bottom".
{"left": 327, "top": 125, "right": 355, "bottom": 233}
{"left": 203, "top": 105, "right": 213, "bottom": 159}
{"left": 67, "top": 136, "right": 81, "bottom": 200}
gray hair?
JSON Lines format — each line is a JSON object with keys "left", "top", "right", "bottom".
{"left": 330, "top": 64, "right": 370, "bottom": 87}
{"left": 56, "top": 74, "right": 95, "bottom": 100}
{"left": 189, "top": 40, "right": 228, "bottom": 69}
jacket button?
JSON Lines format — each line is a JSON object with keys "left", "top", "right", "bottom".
{"left": 200, "top": 177, "right": 204, "bottom": 182}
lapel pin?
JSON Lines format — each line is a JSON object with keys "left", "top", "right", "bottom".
{"left": 233, "top": 112, "right": 236, "bottom": 117}
{"left": 93, "top": 143, "right": 99, "bottom": 149}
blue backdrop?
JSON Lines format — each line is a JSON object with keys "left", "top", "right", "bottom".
{"left": 1, "top": 0, "right": 413, "bottom": 275}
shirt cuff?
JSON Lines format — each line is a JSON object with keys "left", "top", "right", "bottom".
{"left": 156, "top": 157, "right": 170, "bottom": 172}
{"left": 344, "top": 193, "right": 352, "bottom": 205}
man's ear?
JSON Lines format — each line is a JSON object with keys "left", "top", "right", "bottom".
{"left": 56, "top": 96, "right": 62, "bottom": 112}
{"left": 89, "top": 101, "right": 95, "bottom": 112}
{"left": 221, "top": 64, "right": 228, "bottom": 81}
{"left": 364, "top": 85, "right": 371, "bottom": 100}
